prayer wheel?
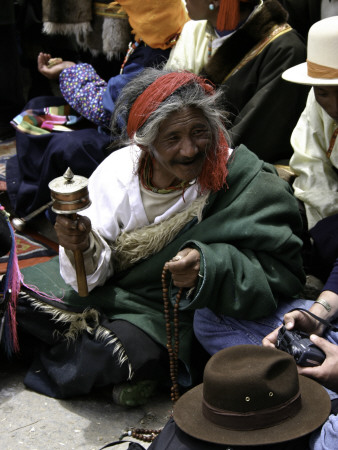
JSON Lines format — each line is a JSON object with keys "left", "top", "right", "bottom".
{"left": 48, "top": 168, "right": 91, "bottom": 297}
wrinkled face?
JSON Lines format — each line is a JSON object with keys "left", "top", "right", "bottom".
{"left": 313, "top": 85, "right": 338, "bottom": 123}
{"left": 150, "top": 107, "right": 212, "bottom": 187}
{"left": 185, "top": 0, "right": 216, "bottom": 21}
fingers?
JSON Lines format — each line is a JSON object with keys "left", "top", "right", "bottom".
{"left": 262, "top": 326, "right": 281, "bottom": 348}
{"left": 166, "top": 248, "right": 201, "bottom": 288}
{"left": 282, "top": 311, "right": 299, "bottom": 330}
{"left": 37, "top": 52, "right": 51, "bottom": 72}
{"left": 54, "top": 215, "right": 91, "bottom": 252}
{"left": 309, "top": 334, "right": 331, "bottom": 355}
{"left": 37, "top": 52, "right": 74, "bottom": 79}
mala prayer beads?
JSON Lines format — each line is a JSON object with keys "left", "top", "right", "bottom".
{"left": 120, "top": 265, "right": 182, "bottom": 444}
{"left": 120, "top": 428, "right": 161, "bottom": 442}
{"left": 119, "top": 265, "right": 182, "bottom": 444}
{"left": 162, "top": 265, "right": 181, "bottom": 402}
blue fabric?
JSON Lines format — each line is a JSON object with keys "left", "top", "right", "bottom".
{"left": 102, "top": 43, "right": 170, "bottom": 122}
{"left": 309, "top": 412, "right": 338, "bottom": 450}
{"left": 194, "top": 299, "right": 314, "bottom": 353}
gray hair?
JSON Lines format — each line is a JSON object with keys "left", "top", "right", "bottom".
{"left": 111, "top": 67, "right": 231, "bottom": 151}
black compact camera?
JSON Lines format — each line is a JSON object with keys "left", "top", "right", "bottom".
{"left": 276, "top": 325, "right": 325, "bottom": 367}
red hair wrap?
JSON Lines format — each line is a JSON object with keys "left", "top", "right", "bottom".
{"left": 127, "top": 72, "right": 214, "bottom": 138}
{"left": 129, "top": 71, "right": 229, "bottom": 192}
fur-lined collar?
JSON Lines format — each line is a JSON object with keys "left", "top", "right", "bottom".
{"left": 203, "top": 0, "right": 288, "bottom": 84}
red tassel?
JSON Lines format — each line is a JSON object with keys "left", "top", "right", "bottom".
{"left": 216, "top": 0, "right": 240, "bottom": 31}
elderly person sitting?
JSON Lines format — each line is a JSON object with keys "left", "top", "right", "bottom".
{"left": 12, "top": 68, "right": 305, "bottom": 405}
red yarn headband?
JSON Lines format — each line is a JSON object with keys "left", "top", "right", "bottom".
{"left": 127, "top": 72, "right": 215, "bottom": 138}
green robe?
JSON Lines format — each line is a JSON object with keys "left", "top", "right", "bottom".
{"left": 21, "top": 145, "right": 305, "bottom": 378}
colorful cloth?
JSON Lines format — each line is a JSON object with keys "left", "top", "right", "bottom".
{"left": 11, "top": 105, "right": 81, "bottom": 135}
{"left": 59, "top": 64, "right": 110, "bottom": 128}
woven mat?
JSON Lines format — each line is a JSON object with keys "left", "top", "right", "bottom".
{"left": 0, "top": 229, "right": 58, "bottom": 274}
{"left": 0, "top": 138, "right": 16, "bottom": 191}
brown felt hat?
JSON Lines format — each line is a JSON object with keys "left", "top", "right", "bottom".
{"left": 174, "top": 345, "right": 331, "bottom": 446}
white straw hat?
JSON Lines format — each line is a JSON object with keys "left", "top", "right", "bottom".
{"left": 282, "top": 16, "right": 338, "bottom": 85}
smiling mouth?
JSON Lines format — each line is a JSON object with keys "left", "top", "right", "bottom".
{"left": 176, "top": 154, "right": 205, "bottom": 166}
{"left": 177, "top": 160, "right": 197, "bottom": 165}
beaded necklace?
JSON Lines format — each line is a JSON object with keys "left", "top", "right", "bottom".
{"left": 139, "top": 152, "right": 195, "bottom": 194}
{"left": 207, "top": 33, "right": 213, "bottom": 59}
{"left": 120, "top": 39, "right": 141, "bottom": 74}
{"left": 327, "top": 127, "right": 338, "bottom": 158}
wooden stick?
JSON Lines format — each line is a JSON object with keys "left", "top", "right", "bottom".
{"left": 73, "top": 248, "right": 89, "bottom": 297}
{"left": 71, "top": 213, "right": 88, "bottom": 297}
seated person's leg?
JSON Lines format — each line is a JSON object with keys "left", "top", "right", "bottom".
{"left": 17, "top": 292, "right": 168, "bottom": 400}
{"left": 194, "top": 298, "right": 315, "bottom": 355}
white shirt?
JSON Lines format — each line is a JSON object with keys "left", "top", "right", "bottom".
{"left": 59, "top": 145, "right": 201, "bottom": 291}
{"left": 290, "top": 88, "right": 338, "bottom": 229}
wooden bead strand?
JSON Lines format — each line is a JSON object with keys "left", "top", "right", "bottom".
{"left": 120, "top": 265, "right": 182, "bottom": 444}
{"left": 162, "top": 265, "right": 182, "bottom": 403}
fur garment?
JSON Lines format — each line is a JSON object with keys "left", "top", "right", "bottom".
{"left": 42, "top": 0, "right": 131, "bottom": 60}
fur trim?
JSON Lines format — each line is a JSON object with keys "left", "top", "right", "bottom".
{"left": 203, "top": 0, "right": 289, "bottom": 84}
{"left": 76, "top": 15, "right": 131, "bottom": 60}
{"left": 113, "top": 193, "right": 210, "bottom": 272}
{"left": 43, "top": 22, "right": 92, "bottom": 38}
{"left": 102, "top": 17, "right": 131, "bottom": 60}
{"left": 25, "top": 295, "right": 133, "bottom": 380}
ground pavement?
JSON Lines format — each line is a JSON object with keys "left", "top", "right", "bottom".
{"left": 1, "top": 358, "right": 173, "bottom": 450}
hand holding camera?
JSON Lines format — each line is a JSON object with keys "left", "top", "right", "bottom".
{"left": 276, "top": 325, "right": 326, "bottom": 367}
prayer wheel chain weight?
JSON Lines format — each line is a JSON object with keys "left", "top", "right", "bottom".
{"left": 48, "top": 168, "right": 91, "bottom": 297}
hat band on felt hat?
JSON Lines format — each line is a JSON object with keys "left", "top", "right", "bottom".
{"left": 307, "top": 60, "right": 338, "bottom": 80}
{"left": 202, "top": 391, "right": 302, "bottom": 431}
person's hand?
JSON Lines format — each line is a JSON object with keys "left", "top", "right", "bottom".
{"left": 282, "top": 308, "right": 325, "bottom": 335}
{"left": 298, "top": 335, "right": 338, "bottom": 392}
{"left": 262, "top": 307, "right": 326, "bottom": 349}
{"left": 262, "top": 325, "right": 282, "bottom": 348}
{"left": 165, "top": 248, "right": 200, "bottom": 289}
{"left": 37, "top": 52, "right": 75, "bottom": 80}
{"left": 54, "top": 215, "right": 91, "bottom": 252}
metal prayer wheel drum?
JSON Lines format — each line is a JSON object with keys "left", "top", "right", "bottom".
{"left": 48, "top": 167, "right": 91, "bottom": 214}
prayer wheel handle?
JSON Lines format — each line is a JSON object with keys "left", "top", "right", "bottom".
{"left": 49, "top": 168, "right": 91, "bottom": 297}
